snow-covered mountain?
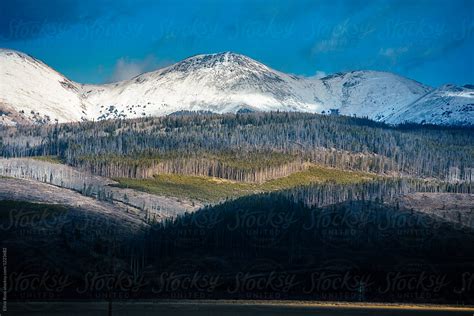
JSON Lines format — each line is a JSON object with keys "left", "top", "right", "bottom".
{"left": 83, "top": 52, "right": 322, "bottom": 120}
{"left": 316, "top": 71, "right": 432, "bottom": 121}
{"left": 1, "top": 49, "right": 473, "bottom": 126}
{"left": 0, "top": 49, "right": 89, "bottom": 125}
{"left": 384, "top": 84, "right": 474, "bottom": 126}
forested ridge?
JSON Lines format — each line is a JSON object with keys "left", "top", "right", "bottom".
{"left": 0, "top": 112, "right": 472, "bottom": 182}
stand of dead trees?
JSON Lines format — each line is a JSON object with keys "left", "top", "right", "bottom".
{"left": 0, "top": 112, "right": 472, "bottom": 182}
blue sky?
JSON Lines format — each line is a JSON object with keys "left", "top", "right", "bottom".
{"left": 1, "top": 0, "right": 473, "bottom": 86}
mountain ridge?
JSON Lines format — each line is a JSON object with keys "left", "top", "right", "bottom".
{"left": 1, "top": 49, "right": 473, "bottom": 126}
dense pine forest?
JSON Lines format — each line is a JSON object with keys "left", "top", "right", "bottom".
{"left": 0, "top": 112, "right": 473, "bottom": 182}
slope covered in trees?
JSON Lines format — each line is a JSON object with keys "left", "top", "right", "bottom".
{"left": 3, "top": 192, "right": 473, "bottom": 303}
{"left": 143, "top": 195, "right": 474, "bottom": 303}
{"left": 0, "top": 112, "right": 472, "bottom": 182}
{"left": 0, "top": 158, "right": 201, "bottom": 220}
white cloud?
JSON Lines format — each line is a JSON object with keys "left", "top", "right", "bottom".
{"left": 107, "top": 55, "right": 173, "bottom": 82}
{"left": 313, "top": 70, "right": 327, "bottom": 78}
{"left": 379, "top": 47, "right": 409, "bottom": 59}
{"left": 311, "top": 19, "right": 375, "bottom": 55}
{"left": 306, "top": 70, "right": 327, "bottom": 80}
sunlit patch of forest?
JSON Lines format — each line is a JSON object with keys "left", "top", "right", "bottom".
{"left": 113, "top": 165, "right": 378, "bottom": 202}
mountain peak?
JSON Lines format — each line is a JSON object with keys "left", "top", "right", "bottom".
{"left": 0, "top": 48, "right": 41, "bottom": 64}
{"left": 0, "top": 49, "right": 87, "bottom": 125}
{"left": 1, "top": 49, "right": 472, "bottom": 126}
{"left": 160, "top": 51, "right": 265, "bottom": 75}
{"left": 190, "top": 51, "right": 254, "bottom": 62}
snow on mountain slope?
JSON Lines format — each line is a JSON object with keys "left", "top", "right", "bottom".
{"left": 0, "top": 49, "right": 472, "bottom": 126}
{"left": 315, "top": 71, "right": 432, "bottom": 120}
{"left": 82, "top": 52, "right": 435, "bottom": 123}
{"left": 82, "top": 52, "right": 325, "bottom": 120}
{"left": 384, "top": 84, "right": 474, "bottom": 126}
{"left": 0, "top": 49, "right": 88, "bottom": 125}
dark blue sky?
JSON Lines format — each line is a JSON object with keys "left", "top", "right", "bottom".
{"left": 1, "top": 0, "right": 473, "bottom": 86}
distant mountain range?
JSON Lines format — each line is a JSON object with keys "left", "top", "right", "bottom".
{"left": 1, "top": 49, "right": 473, "bottom": 126}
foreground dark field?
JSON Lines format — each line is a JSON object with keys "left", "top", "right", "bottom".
{"left": 8, "top": 300, "right": 474, "bottom": 316}
{"left": 2, "top": 192, "right": 474, "bottom": 304}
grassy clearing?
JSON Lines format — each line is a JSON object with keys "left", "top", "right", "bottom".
{"left": 113, "top": 165, "right": 378, "bottom": 202}
{"left": 260, "top": 165, "right": 377, "bottom": 190}
{"left": 202, "top": 151, "right": 296, "bottom": 170}
{"left": 31, "top": 155, "right": 64, "bottom": 164}
{"left": 113, "top": 174, "right": 256, "bottom": 202}
{"left": 77, "top": 150, "right": 296, "bottom": 170}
